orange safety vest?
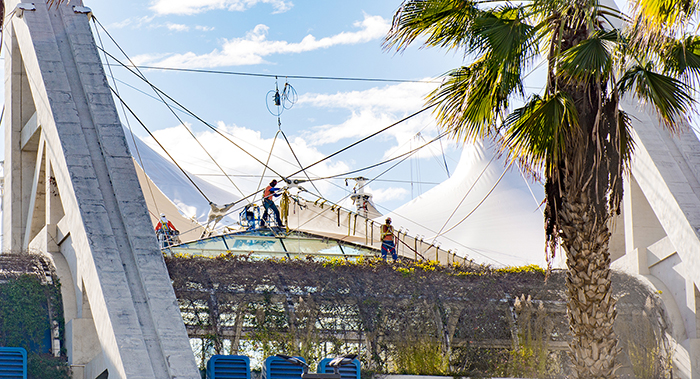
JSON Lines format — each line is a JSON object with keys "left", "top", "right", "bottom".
{"left": 156, "top": 220, "right": 177, "bottom": 233}
{"left": 381, "top": 224, "right": 394, "bottom": 241}
{"left": 264, "top": 185, "right": 275, "bottom": 200}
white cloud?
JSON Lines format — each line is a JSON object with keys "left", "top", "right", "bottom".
{"left": 302, "top": 110, "right": 400, "bottom": 146}
{"left": 109, "top": 15, "right": 156, "bottom": 29}
{"left": 370, "top": 186, "right": 408, "bottom": 203}
{"left": 137, "top": 84, "right": 452, "bottom": 209}
{"left": 166, "top": 23, "right": 190, "bottom": 32}
{"left": 382, "top": 130, "right": 454, "bottom": 161}
{"left": 164, "top": 23, "right": 214, "bottom": 32}
{"left": 130, "top": 52, "right": 173, "bottom": 64}
{"left": 150, "top": 0, "right": 293, "bottom": 15}
{"left": 133, "top": 14, "right": 390, "bottom": 68}
{"left": 143, "top": 122, "right": 350, "bottom": 197}
{"left": 300, "top": 81, "right": 440, "bottom": 146}
{"left": 109, "top": 17, "right": 214, "bottom": 33}
{"left": 298, "top": 81, "right": 436, "bottom": 113}
{"left": 299, "top": 80, "right": 457, "bottom": 160}
{"left": 302, "top": 108, "right": 450, "bottom": 160}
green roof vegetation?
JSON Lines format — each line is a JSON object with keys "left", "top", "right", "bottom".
{"left": 0, "top": 254, "right": 69, "bottom": 379}
{"left": 166, "top": 255, "right": 670, "bottom": 378}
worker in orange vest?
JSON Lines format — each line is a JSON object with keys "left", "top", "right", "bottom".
{"left": 155, "top": 213, "right": 177, "bottom": 234}
{"left": 263, "top": 179, "right": 283, "bottom": 227}
{"left": 155, "top": 213, "right": 179, "bottom": 248}
{"left": 380, "top": 217, "right": 398, "bottom": 261}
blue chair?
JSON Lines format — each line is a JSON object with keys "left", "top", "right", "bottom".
{"left": 206, "top": 355, "right": 250, "bottom": 379}
{"left": 317, "top": 357, "right": 360, "bottom": 379}
{"left": 0, "top": 347, "right": 27, "bottom": 379}
{"left": 262, "top": 355, "right": 305, "bottom": 379}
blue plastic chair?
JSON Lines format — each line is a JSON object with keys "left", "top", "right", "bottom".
{"left": 206, "top": 355, "right": 250, "bottom": 379}
{"left": 0, "top": 347, "right": 27, "bottom": 379}
{"left": 317, "top": 357, "right": 360, "bottom": 379}
{"left": 262, "top": 355, "right": 305, "bottom": 379}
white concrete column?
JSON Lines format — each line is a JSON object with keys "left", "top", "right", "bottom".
{"left": 3, "top": 1, "right": 200, "bottom": 378}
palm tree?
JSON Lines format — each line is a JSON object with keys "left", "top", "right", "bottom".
{"left": 384, "top": 0, "right": 700, "bottom": 377}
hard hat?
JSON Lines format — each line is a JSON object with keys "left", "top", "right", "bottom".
{"left": 386, "top": 217, "right": 392, "bottom": 223}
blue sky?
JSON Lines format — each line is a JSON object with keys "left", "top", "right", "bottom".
{"left": 76, "top": 0, "right": 471, "bottom": 213}
{"left": 0, "top": 0, "right": 642, "bottom": 266}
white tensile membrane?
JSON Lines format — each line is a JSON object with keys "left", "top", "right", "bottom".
{"left": 124, "top": 126, "right": 241, "bottom": 215}
{"left": 123, "top": 126, "right": 241, "bottom": 238}
{"left": 125, "top": 125, "right": 554, "bottom": 267}
{"left": 380, "top": 140, "right": 553, "bottom": 267}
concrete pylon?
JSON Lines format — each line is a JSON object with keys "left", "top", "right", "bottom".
{"left": 612, "top": 98, "right": 700, "bottom": 379}
{"left": 2, "top": 1, "right": 199, "bottom": 378}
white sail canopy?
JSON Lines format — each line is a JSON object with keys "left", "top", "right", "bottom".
{"left": 381, "top": 141, "right": 550, "bottom": 267}
{"left": 124, "top": 127, "right": 241, "bottom": 222}
{"left": 125, "top": 126, "right": 551, "bottom": 267}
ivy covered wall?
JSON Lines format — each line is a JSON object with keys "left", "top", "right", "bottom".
{"left": 0, "top": 252, "right": 669, "bottom": 378}
{"left": 166, "top": 255, "right": 670, "bottom": 378}
{"left": 0, "top": 254, "right": 69, "bottom": 379}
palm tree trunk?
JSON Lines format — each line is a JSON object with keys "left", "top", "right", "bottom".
{"left": 548, "top": 14, "right": 623, "bottom": 375}
{"left": 559, "top": 192, "right": 619, "bottom": 378}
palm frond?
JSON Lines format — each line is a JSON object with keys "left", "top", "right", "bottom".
{"left": 617, "top": 110, "right": 635, "bottom": 167}
{"left": 420, "top": 5, "right": 542, "bottom": 141}
{"left": 469, "top": 6, "right": 540, "bottom": 60}
{"left": 605, "top": 106, "right": 634, "bottom": 215}
{"left": 634, "top": 0, "right": 696, "bottom": 29}
{"left": 529, "top": 0, "right": 569, "bottom": 19}
{"left": 557, "top": 30, "right": 619, "bottom": 84}
{"left": 502, "top": 92, "right": 580, "bottom": 175}
{"left": 663, "top": 35, "right": 700, "bottom": 86}
{"left": 629, "top": 0, "right": 698, "bottom": 51}
{"left": 385, "top": 1, "right": 544, "bottom": 69}
{"left": 429, "top": 62, "right": 509, "bottom": 141}
{"left": 618, "top": 64, "right": 696, "bottom": 131}
{"left": 384, "top": 0, "right": 479, "bottom": 52}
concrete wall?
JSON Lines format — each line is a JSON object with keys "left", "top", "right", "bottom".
{"left": 611, "top": 98, "right": 700, "bottom": 379}
{"left": 3, "top": 1, "right": 199, "bottom": 378}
